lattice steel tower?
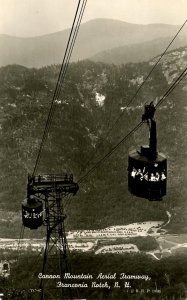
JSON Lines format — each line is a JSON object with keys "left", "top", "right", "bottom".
{"left": 22, "top": 174, "right": 79, "bottom": 300}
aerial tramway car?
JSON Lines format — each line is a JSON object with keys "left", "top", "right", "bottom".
{"left": 128, "top": 102, "right": 167, "bottom": 201}
{"left": 22, "top": 173, "right": 79, "bottom": 229}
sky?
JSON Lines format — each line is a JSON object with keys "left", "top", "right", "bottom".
{"left": 0, "top": 0, "right": 187, "bottom": 37}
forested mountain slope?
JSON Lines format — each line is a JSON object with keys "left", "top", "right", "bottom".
{"left": 0, "top": 47, "right": 187, "bottom": 233}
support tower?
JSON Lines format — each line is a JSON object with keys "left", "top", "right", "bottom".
{"left": 22, "top": 174, "right": 79, "bottom": 300}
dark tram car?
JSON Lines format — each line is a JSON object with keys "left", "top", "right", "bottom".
{"left": 128, "top": 102, "right": 167, "bottom": 201}
{"left": 22, "top": 198, "right": 43, "bottom": 229}
{"left": 128, "top": 149, "right": 167, "bottom": 200}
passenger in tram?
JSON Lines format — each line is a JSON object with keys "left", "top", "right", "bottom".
{"left": 131, "top": 168, "right": 136, "bottom": 178}
{"left": 155, "top": 172, "right": 160, "bottom": 181}
{"left": 150, "top": 173, "right": 157, "bottom": 181}
{"left": 135, "top": 168, "right": 143, "bottom": 181}
{"left": 161, "top": 172, "right": 166, "bottom": 181}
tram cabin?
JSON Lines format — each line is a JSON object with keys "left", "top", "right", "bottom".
{"left": 22, "top": 198, "right": 43, "bottom": 229}
{"left": 128, "top": 102, "right": 167, "bottom": 201}
{"left": 128, "top": 149, "right": 167, "bottom": 200}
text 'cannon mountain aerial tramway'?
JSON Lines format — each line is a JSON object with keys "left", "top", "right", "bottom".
{"left": 18, "top": 1, "right": 187, "bottom": 299}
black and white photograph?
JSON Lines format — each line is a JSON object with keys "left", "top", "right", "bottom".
{"left": 0, "top": 0, "right": 187, "bottom": 299}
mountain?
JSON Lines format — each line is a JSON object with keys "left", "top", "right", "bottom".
{"left": 0, "top": 18, "right": 187, "bottom": 68}
{"left": 0, "top": 46, "right": 187, "bottom": 238}
{"left": 90, "top": 36, "right": 187, "bottom": 65}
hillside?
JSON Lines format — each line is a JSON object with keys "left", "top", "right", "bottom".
{"left": 91, "top": 36, "right": 187, "bottom": 65}
{"left": 0, "top": 18, "right": 187, "bottom": 68}
{"left": 0, "top": 47, "right": 187, "bottom": 237}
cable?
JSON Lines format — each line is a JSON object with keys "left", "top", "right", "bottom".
{"left": 45, "top": 0, "right": 87, "bottom": 120}
{"left": 64, "top": 193, "right": 72, "bottom": 210}
{"left": 33, "top": 0, "right": 85, "bottom": 175}
{"left": 78, "top": 121, "right": 143, "bottom": 183}
{"left": 33, "top": 16, "right": 186, "bottom": 177}
{"left": 156, "top": 67, "right": 187, "bottom": 109}
{"left": 26, "top": 3, "right": 88, "bottom": 296}
{"left": 44, "top": 0, "right": 87, "bottom": 160}
{"left": 33, "top": 0, "right": 81, "bottom": 174}
{"left": 32, "top": 0, "right": 87, "bottom": 176}
{"left": 64, "top": 122, "right": 144, "bottom": 211}
{"left": 78, "top": 19, "right": 187, "bottom": 176}
{"left": 64, "top": 64, "right": 187, "bottom": 217}
{"left": 33, "top": 14, "right": 186, "bottom": 211}
{"left": 77, "top": 65, "right": 187, "bottom": 185}
{"left": 64, "top": 66, "right": 187, "bottom": 211}
{"left": 54, "top": 0, "right": 87, "bottom": 100}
